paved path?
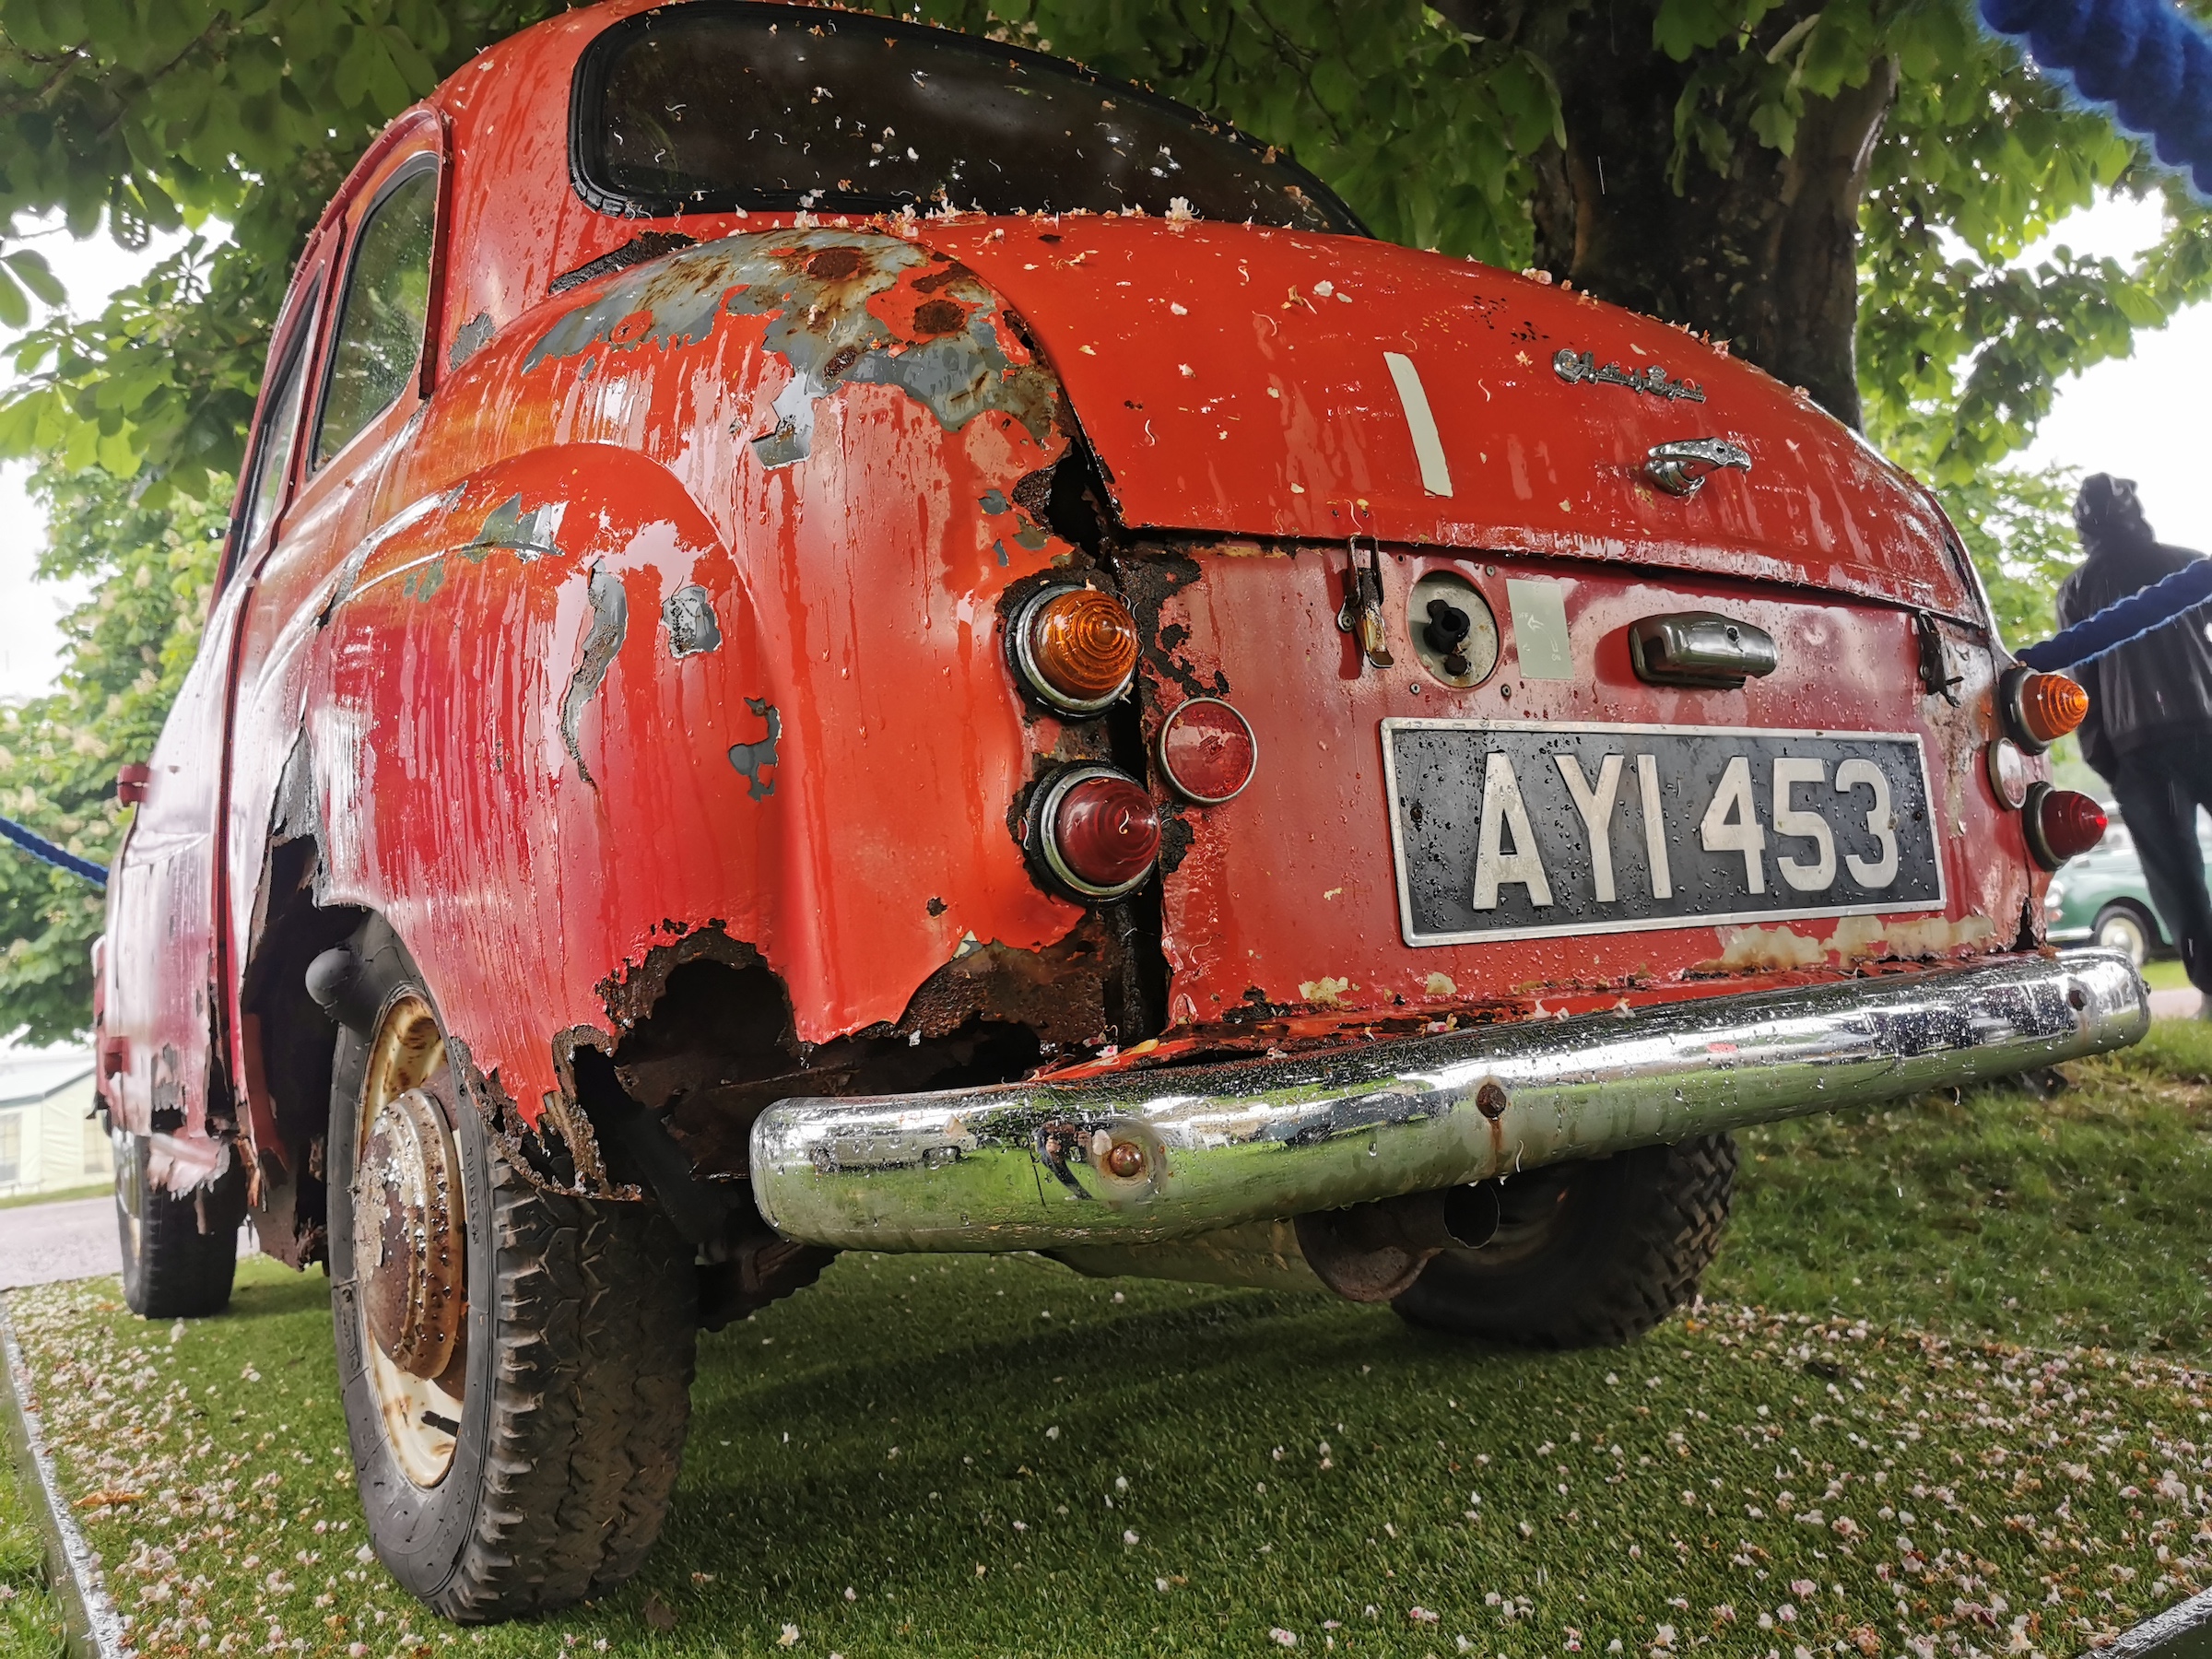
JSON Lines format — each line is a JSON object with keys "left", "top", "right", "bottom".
{"left": 2150, "top": 987, "right": 2205, "bottom": 1021}
{"left": 0, "top": 1195, "right": 120, "bottom": 1290}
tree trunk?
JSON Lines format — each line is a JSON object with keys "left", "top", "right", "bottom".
{"left": 1447, "top": 0, "right": 1897, "bottom": 428}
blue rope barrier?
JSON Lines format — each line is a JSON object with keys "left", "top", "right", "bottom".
{"left": 0, "top": 812, "right": 108, "bottom": 888}
{"left": 1976, "top": 0, "right": 2212, "bottom": 197}
{"left": 2018, "top": 556, "right": 2212, "bottom": 670}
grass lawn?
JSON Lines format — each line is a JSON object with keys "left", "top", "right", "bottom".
{"left": 2141, "top": 960, "right": 2194, "bottom": 994}
{"left": 1715, "top": 1018, "right": 2212, "bottom": 1356}
{"left": 7, "top": 1021, "right": 2212, "bottom": 1659}
{"left": 0, "top": 1378, "right": 68, "bottom": 1656}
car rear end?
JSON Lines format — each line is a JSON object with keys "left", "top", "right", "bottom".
{"left": 746, "top": 217, "right": 2147, "bottom": 1311}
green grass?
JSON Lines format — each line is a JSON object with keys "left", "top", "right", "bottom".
{"left": 1712, "top": 1018, "right": 2212, "bottom": 1356}
{"left": 0, "top": 1388, "right": 68, "bottom": 1658}
{"left": 2142, "top": 959, "right": 2194, "bottom": 994}
{"left": 9, "top": 1023, "right": 2212, "bottom": 1658}
{"left": 0, "top": 1182, "right": 109, "bottom": 1213}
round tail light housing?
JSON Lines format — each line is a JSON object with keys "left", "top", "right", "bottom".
{"left": 1998, "top": 665, "right": 2089, "bottom": 753}
{"left": 1012, "top": 585, "right": 1139, "bottom": 714}
{"left": 1157, "top": 696, "right": 1258, "bottom": 805}
{"left": 1029, "top": 766, "right": 1161, "bottom": 900}
{"left": 2023, "top": 782, "right": 2107, "bottom": 870}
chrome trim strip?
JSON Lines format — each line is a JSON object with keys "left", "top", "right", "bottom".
{"left": 750, "top": 951, "right": 2147, "bottom": 1253}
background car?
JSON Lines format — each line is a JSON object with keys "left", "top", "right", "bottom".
{"left": 2043, "top": 807, "right": 2212, "bottom": 964}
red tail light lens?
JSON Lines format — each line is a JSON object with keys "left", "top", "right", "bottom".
{"left": 1013, "top": 585, "right": 1139, "bottom": 714}
{"left": 1158, "top": 697, "right": 1258, "bottom": 805}
{"left": 2024, "top": 782, "right": 2106, "bottom": 870}
{"left": 1031, "top": 767, "right": 1160, "bottom": 900}
{"left": 1999, "top": 665, "right": 2090, "bottom": 752}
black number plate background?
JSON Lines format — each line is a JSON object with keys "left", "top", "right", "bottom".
{"left": 1381, "top": 720, "right": 1944, "bottom": 947}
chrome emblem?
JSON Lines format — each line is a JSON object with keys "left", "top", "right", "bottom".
{"left": 1553, "top": 348, "right": 1707, "bottom": 403}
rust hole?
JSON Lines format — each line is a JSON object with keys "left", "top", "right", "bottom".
{"left": 806, "top": 247, "right": 865, "bottom": 280}
{"left": 2066, "top": 985, "right": 2088, "bottom": 1010}
{"left": 912, "top": 298, "right": 966, "bottom": 337}
{"left": 1476, "top": 1081, "right": 1509, "bottom": 1120}
{"left": 1105, "top": 1141, "right": 1146, "bottom": 1179}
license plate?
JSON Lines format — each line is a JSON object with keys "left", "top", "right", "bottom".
{"left": 1381, "top": 719, "right": 1944, "bottom": 947}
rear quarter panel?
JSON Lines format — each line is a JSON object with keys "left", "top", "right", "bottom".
{"left": 304, "top": 229, "right": 1087, "bottom": 1123}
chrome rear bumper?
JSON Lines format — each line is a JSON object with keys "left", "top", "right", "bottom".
{"left": 748, "top": 950, "right": 2147, "bottom": 1252}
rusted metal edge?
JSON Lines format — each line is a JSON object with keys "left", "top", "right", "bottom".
{"left": 2107, "top": 1589, "right": 2212, "bottom": 1656}
{"left": 0, "top": 1297, "right": 131, "bottom": 1659}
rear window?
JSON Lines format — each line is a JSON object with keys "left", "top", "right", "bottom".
{"left": 571, "top": 2, "right": 1360, "bottom": 234}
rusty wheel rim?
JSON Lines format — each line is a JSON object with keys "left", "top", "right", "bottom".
{"left": 353, "top": 993, "right": 467, "bottom": 1488}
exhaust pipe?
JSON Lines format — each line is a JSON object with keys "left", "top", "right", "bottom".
{"left": 1294, "top": 1185, "right": 1501, "bottom": 1302}
{"left": 749, "top": 950, "right": 2146, "bottom": 1253}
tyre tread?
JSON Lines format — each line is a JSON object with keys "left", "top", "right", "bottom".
{"left": 429, "top": 1155, "right": 696, "bottom": 1621}
{"left": 1393, "top": 1135, "right": 1737, "bottom": 1349}
{"left": 119, "top": 1142, "right": 241, "bottom": 1321}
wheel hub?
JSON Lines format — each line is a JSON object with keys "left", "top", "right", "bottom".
{"left": 356, "top": 1086, "right": 464, "bottom": 1381}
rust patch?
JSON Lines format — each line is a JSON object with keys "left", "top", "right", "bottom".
{"left": 524, "top": 229, "right": 1060, "bottom": 470}
{"left": 447, "top": 311, "right": 495, "bottom": 371}
{"left": 1881, "top": 912, "right": 1995, "bottom": 958}
{"left": 1703, "top": 924, "right": 1827, "bottom": 973}
{"left": 663, "top": 584, "right": 723, "bottom": 657}
{"left": 894, "top": 917, "right": 1118, "bottom": 1048}
{"left": 548, "top": 229, "right": 699, "bottom": 297}
{"left": 1121, "top": 549, "right": 1229, "bottom": 703}
{"left": 912, "top": 297, "right": 967, "bottom": 336}
{"left": 727, "top": 698, "right": 782, "bottom": 798}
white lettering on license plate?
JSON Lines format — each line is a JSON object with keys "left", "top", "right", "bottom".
{"left": 1381, "top": 720, "right": 1943, "bottom": 947}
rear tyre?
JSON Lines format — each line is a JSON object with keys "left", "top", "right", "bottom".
{"left": 1391, "top": 1136, "right": 1736, "bottom": 1348}
{"left": 2092, "top": 904, "right": 2154, "bottom": 967}
{"left": 329, "top": 921, "right": 696, "bottom": 1622}
{"left": 114, "top": 1130, "right": 241, "bottom": 1319}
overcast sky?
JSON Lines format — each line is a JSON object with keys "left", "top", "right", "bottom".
{"left": 0, "top": 192, "right": 2204, "bottom": 702}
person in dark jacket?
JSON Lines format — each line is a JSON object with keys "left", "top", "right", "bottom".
{"left": 2057, "top": 474, "right": 2212, "bottom": 998}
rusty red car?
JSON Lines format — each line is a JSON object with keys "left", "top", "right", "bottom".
{"left": 92, "top": 0, "right": 2146, "bottom": 1621}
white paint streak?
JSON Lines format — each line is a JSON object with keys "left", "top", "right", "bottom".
{"left": 1382, "top": 350, "right": 1453, "bottom": 497}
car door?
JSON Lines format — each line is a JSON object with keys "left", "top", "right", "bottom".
{"left": 99, "top": 244, "right": 332, "bottom": 1189}
{"left": 223, "top": 132, "right": 447, "bottom": 1178}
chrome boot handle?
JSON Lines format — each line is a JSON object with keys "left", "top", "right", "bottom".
{"left": 1645, "top": 438, "right": 1750, "bottom": 497}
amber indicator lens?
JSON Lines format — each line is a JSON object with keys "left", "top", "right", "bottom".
{"left": 1018, "top": 586, "right": 1139, "bottom": 713}
{"left": 2026, "top": 783, "right": 2107, "bottom": 870}
{"left": 1037, "top": 769, "right": 1161, "bottom": 899}
{"left": 2018, "top": 672, "right": 2089, "bottom": 745}
{"left": 2000, "top": 665, "right": 2089, "bottom": 752}
{"left": 1158, "top": 697, "right": 1258, "bottom": 805}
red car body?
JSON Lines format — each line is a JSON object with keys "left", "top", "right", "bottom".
{"left": 102, "top": 2, "right": 2045, "bottom": 1208}
{"left": 89, "top": 0, "right": 2142, "bottom": 1616}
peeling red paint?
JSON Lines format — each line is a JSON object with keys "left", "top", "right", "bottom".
{"left": 92, "top": 0, "right": 2050, "bottom": 1221}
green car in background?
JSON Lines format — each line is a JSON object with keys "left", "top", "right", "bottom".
{"left": 2043, "top": 806, "right": 2212, "bottom": 964}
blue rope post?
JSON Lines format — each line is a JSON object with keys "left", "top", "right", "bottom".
{"left": 2018, "top": 558, "right": 2212, "bottom": 669}
{"left": 0, "top": 812, "right": 108, "bottom": 888}
{"left": 1976, "top": 0, "right": 2212, "bottom": 198}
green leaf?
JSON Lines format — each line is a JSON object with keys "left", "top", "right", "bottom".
{"left": 0, "top": 266, "right": 28, "bottom": 330}
{"left": 3, "top": 251, "right": 66, "bottom": 308}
